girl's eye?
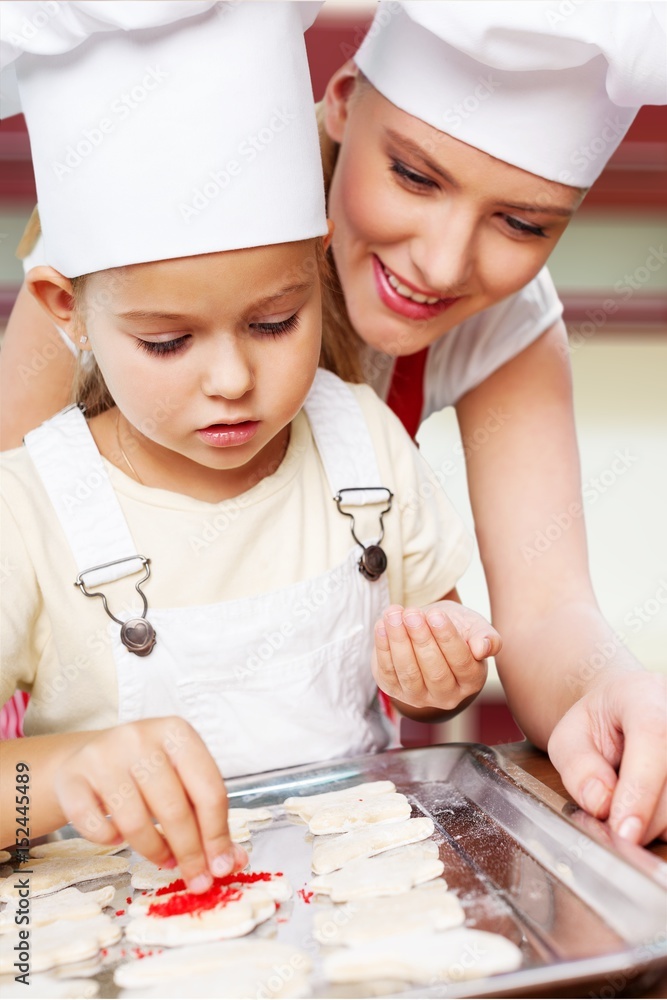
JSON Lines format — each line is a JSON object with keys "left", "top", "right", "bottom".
{"left": 137, "top": 335, "right": 189, "bottom": 357}
{"left": 250, "top": 313, "right": 300, "bottom": 338}
{"left": 390, "top": 159, "right": 438, "bottom": 190}
{"left": 503, "top": 215, "right": 547, "bottom": 238}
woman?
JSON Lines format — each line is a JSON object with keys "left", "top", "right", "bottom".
{"left": 2, "top": 1, "right": 666, "bottom": 845}
{"left": 316, "top": 1, "right": 667, "bottom": 847}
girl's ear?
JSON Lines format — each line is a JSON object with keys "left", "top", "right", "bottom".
{"left": 25, "top": 266, "right": 87, "bottom": 351}
{"left": 322, "top": 60, "right": 360, "bottom": 144}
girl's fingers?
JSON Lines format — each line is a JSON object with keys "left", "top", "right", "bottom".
{"left": 372, "top": 618, "right": 401, "bottom": 698}
{"left": 425, "top": 610, "right": 484, "bottom": 691}
{"left": 95, "top": 773, "right": 176, "bottom": 873}
{"left": 383, "top": 605, "right": 427, "bottom": 701}
{"left": 55, "top": 773, "right": 124, "bottom": 846}
{"left": 402, "top": 608, "right": 457, "bottom": 701}
{"left": 163, "top": 721, "right": 242, "bottom": 879}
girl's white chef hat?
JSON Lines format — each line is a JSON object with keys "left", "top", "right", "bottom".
{"left": 0, "top": 1, "right": 327, "bottom": 277}
{"left": 354, "top": 1, "right": 666, "bottom": 187}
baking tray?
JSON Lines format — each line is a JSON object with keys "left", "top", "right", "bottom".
{"left": 4, "top": 743, "right": 667, "bottom": 998}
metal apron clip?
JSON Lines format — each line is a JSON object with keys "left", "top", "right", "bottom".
{"left": 334, "top": 488, "right": 393, "bottom": 581}
{"left": 74, "top": 555, "right": 157, "bottom": 656}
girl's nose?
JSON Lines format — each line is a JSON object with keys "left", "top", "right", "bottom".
{"left": 201, "top": 339, "right": 255, "bottom": 400}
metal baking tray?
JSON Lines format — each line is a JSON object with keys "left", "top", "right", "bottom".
{"left": 4, "top": 743, "right": 667, "bottom": 998}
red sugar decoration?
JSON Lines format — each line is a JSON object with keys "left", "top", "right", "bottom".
{"left": 148, "top": 884, "right": 242, "bottom": 918}
{"left": 115, "top": 909, "right": 125, "bottom": 916}
{"left": 153, "top": 871, "right": 281, "bottom": 900}
{"left": 297, "top": 889, "right": 314, "bottom": 904}
{"left": 126, "top": 896, "right": 133, "bottom": 905}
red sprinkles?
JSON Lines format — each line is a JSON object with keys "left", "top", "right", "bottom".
{"left": 297, "top": 889, "right": 314, "bottom": 904}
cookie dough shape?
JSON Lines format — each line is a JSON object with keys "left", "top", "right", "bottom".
{"left": 124, "top": 887, "right": 275, "bottom": 946}
{"left": 29, "top": 838, "right": 128, "bottom": 859}
{"left": 0, "top": 850, "right": 11, "bottom": 864}
{"left": 0, "top": 856, "right": 129, "bottom": 900}
{"left": 0, "top": 885, "right": 114, "bottom": 932}
{"left": 313, "top": 881, "right": 464, "bottom": 946}
{"left": 131, "top": 872, "right": 292, "bottom": 914}
{"left": 284, "top": 781, "right": 395, "bottom": 822}
{"left": 228, "top": 806, "right": 273, "bottom": 824}
{"left": 115, "top": 938, "right": 312, "bottom": 990}
{"left": 1, "top": 974, "right": 99, "bottom": 998}
{"left": 117, "top": 966, "right": 311, "bottom": 999}
{"left": 310, "top": 841, "right": 444, "bottom": 901}
{"left": 323, "top": 928, "right": 523, "bottom": 985}
{"left": 130, "top": 859, "right": 182, "bottom": 891}
{"left": 311, "top": 817, "right": 434, "bottom": 875}
{"left": 309, "top": 793, "right": 411, "bottom": 835}
{"left": 0, "top": 914, "right": 120, "bottom": 974}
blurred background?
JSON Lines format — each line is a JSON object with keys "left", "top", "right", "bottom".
{"left": 1, "top": 1, "right": 665, "bottom": 747}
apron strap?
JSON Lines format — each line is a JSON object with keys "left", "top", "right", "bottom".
{"left": 386, "top": 347, "right": 428, "bottom": 441}
{"left": 304, "top": 369, "right": 385, "bottom": 506}
{"left": 24, "top": 406, "right": 145, "bottom": 587}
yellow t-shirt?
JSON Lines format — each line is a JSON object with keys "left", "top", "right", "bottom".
{"left": 0, "top": 383, "right": 472, "bottom": 737}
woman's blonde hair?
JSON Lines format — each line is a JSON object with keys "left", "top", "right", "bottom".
{"left": 315, "top": 102, "right": 366, "bottom": 385}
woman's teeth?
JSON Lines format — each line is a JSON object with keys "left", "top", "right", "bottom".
{"left": 384, "top": 267, "right": 441, "bottom": 304}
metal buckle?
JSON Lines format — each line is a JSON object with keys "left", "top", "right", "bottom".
{"left": 334, "top": 488, "right": 393, "bottom": 581}
{"left": 74, "top": 555, "right": 156, "bottom": 656}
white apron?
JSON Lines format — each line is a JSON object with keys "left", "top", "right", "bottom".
{"left": 24, "top": 370, "right": 395, "bottom": 777}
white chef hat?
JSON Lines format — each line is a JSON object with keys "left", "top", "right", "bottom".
{"left": 1, "top": 1, "right": 327, "bottom": 276}
{"left": 354, "top": 1, "right": 667, "bottom": 188}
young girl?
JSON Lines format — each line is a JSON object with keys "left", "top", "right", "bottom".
{"left": 0, "top": 2, "right": 497, "bottom": 893}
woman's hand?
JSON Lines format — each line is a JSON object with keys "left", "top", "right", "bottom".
{"left": 372, "top": 599, "right": 500, "bottom": 717}
{"left": 54, "top": 716, "right": 248, "bottom": 891}
{"left": 548, "top": 669, "right": 667, "bottom": 845}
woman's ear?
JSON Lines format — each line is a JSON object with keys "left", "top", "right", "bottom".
{"left": 322, "top": 60, "right": 360, "bottom": 144}
{"left": 25, "top": 266, "right": 87, "bottom": 350}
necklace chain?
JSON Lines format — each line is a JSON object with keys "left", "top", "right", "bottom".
{"left": 115, "top": 410, "right": 144, "bottom": 485}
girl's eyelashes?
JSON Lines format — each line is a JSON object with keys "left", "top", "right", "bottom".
{"left": 390, "top": 158, "right": 438, "bottom": 190}
{"left": 249, "top": 312, "right": 300, "bottom": 338}
{"left": 502, "top": 215, "right": 548, "bottom": 238}
{"left": 137, "top": 335, "right": 190, "bottom": 357}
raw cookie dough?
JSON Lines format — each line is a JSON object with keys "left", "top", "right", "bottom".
{"left": 117, "top": 966, "right": 310, "bottom": 999}
{"left": 0, "top": 914, "right": 120, "bottom": 974}
{"left": 131, "top": 872, "right": 292, "bottom": 913}
{"left": 313, "top": 881, "right": 464, "bottom": 945}
{"left": 284, "top": 781, "right": 395, "bottom": 822}
{"left": 29, "top": 839, "right": 128, "bottom": 859}
{"left": 0, "top": 851, "right": 11, "bottom": 864}
{"left": 310, "top": 842, "right": 444, "bottom": 901}
{"left": 124, "top": 887, "right": 275, "bottom": 946}
{"left": 311, "top": 817, "right": 435, "bottom": 875}
{"left": 323, "top": 928, "right": 523, "bottom": 984}
{"left": 115, "top": 938, "right": 312, "bottom": 990}
{"left": 0, "top": 974, "right": 99, "bottom": 998}
{"left": 228, "top": 807, "right": 273, "bottom": 824}
{"left": 0, "top": 856, "right": 129, "bottom": 900}
{"left": 308, "top": 793, "right": 411, "bottom": 835}
{"left": 0, "top": 885, "right": 114, "bottom": 931}
{"left": 130, "top": 859, "right": 180, "bottom": 891}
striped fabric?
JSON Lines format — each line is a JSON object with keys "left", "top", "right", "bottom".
{"left": 0, "top": 691, "right": 28, "bottom": 739}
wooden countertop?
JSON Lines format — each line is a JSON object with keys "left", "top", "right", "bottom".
{"left": 494, "top": 741, "right": 667, "bottom": 999}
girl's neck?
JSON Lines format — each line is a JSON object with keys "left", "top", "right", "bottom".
{"left": 87, "top": 407, "right": 291, "bottom": 503}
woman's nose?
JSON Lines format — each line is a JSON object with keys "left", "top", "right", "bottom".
{"left": 410, "top": 206, "right": 477, "bottom": 296}
{"left": 201, "top": 338, "right": 255, "bottom": 399}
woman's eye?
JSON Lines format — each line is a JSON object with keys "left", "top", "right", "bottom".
{"left": 390, "top": 159, "right": 437, "bottom": 190}
{"left": 137, "top": 335, "right": 189, "bottom": 356}
{"left": 503, "top": 215, "right": 547, "bottom": 238}
{"left": 250, "top": 313, "right": 300, "bottom": 338}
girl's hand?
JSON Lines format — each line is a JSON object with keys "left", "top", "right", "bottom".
{"left": 372, "top": 600, "right": 501, "bottom": 713}
{"left": 54, "top": 716, "right": 247, "bottom": 892}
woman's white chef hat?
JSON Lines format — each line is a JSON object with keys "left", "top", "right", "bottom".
{"left": 0, "top": 1, "right": 327, "bottom": 277}
{"left": 354, "top": 1, "right": 667, "bottom": 187}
